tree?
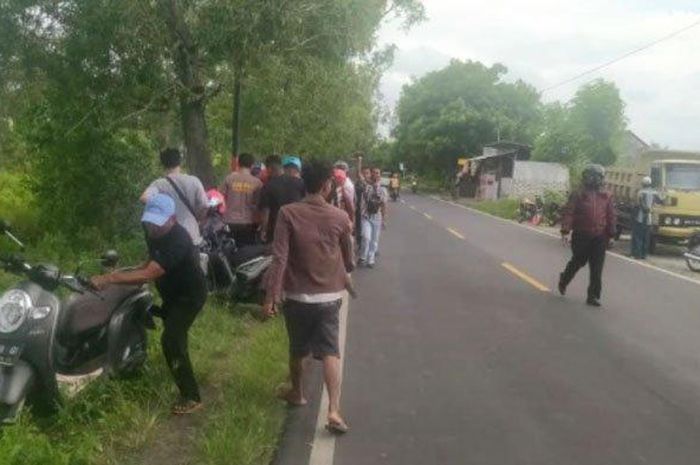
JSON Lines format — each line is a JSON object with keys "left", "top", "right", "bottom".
{"left": 393, "top": 60, "right": 542, "bottom": 177}
{"left": 533, "top": 79, "right": 627, "bottom": 168}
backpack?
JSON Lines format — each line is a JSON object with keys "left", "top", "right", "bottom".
{"left": 366, "top": 185, "right": 383, "bottom": 215}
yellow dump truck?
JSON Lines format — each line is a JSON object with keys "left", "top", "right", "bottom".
{"left": 607, "top": 151, "right": 700, "bottom": 251}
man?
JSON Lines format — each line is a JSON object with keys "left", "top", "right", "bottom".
{"left": 92, "top": 194, "right": 207, "bottom": 414}
{"left": 263, "top": 159, "right": 354, "bottom": 434}
{"left": 331, "top": 168, "right": 356, "bottom": 228}
{"left": 259, "top": 155, "right": 306, "bottom": 243}
{"left": 141, "top": 148, "right": 208, "bottom": 247}
{"left": 359, "top": 167, "right": 388, "bottom": 268}
{"left": 354, "top": 156, "right": 371, "bottom": 245}
{"left": 334, "top": 160, "right": 356, "bottom": 211}
{"left": 222, "top": 153, "right": 263, "bottom": 246}
{"left": 264, "top": 155, "right": 283, "bottom": 182}
{"left": 558, "top": 164, "right": 617, "bottom": 307}
{"left": 631, "top": 176, "right": 661, "bottom": 260}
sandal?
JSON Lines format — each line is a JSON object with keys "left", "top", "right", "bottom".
{"left": 172, "top": 399, "right": 203, "bottom": 415}
{"left": 325, "top": 419, "right": 349, "bottom": 435}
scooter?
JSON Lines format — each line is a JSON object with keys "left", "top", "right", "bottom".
{"left": 411, "top": 181, "right": 418, "bottom": 194}
{"left": 684, "top": 230, "right": 700, "bottom": 272}
{"left": 200, "top": 193, "right": 272, "bottom": 302}
{"left": 0, "top": 220, "right": 153, "bottom": 423}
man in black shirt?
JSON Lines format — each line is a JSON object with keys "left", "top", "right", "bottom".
{"left": 91, "top": 193, "right": 207, "bottom": 415}
{"left": 259, "top": 155, "right": 305, "bottom": 243}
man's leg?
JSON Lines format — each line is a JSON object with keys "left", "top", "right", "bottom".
{"left": 315, "top": 300, "right": 347, "bottom": 430}
{"left": 560, "top": 233, "right": 590, "bottom": 291}
{"left": 323, "top": 355, "right": 345, "bottom": 425}
{"left": 161, "top": 300, "right": 203, "bottom": 403}
{"left": 641, "top": 224, "right": 650, "bottom": 259}
{"left": 367, "top": 216, "right": 381, "bottom": 265}
{"left": 360, "top": 218, "right": 372, "bottom": 263}
{"left": 630, "top": 222, "right": 641, "bottom": 258}
{"left": 282, "top": 301, "right": 313, "bottom": 405}
{"left": 587, "top": 236, "right": 607, "bottom": 301}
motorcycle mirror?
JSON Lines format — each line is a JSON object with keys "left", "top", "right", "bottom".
{"left": 101, "top": 250, "right": 120, "bottom": 268}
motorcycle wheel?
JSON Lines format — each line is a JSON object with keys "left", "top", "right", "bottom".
{"left": 0, "top": 399, "right": 25, "bottom": 425}
{"left": 111, "top": 319, "right": 148, "bottom": 379}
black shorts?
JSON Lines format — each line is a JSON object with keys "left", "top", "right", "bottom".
{"left": 283, "top": 299, "right": 342, "bottom": 360}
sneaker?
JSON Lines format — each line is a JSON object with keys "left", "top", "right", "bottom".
{"left": 586, "top": 298, "right": 601, "bottom": 307}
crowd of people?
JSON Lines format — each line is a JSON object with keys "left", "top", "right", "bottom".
{"left": 91, "top": 148, "right": 389, "bottom": 431}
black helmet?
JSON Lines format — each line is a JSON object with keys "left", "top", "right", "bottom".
{"left": 582, "top": 164, "right": 605, "bottom": 190}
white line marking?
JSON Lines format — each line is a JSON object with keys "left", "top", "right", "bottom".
{"left": 409, "top": 205, "right": 417, "bottom": 211}
{"left": 308, "top": 294, "right": 349, "bottom": 465}
{"left": 428, "top": 195, "right": 700, "bottom": 286}
{"left": 447, "top": 227, "right": 466, "bottom": 240}
{"left": 423, "top": 213, "right": 433, "bottom": 220}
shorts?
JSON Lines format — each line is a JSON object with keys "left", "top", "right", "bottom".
{"left": 283, "top": 299, "right": 341, "bottom": 360}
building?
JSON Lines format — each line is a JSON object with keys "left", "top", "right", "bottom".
{"left": 460, "top": 142, "right": 569, "bottom": 200}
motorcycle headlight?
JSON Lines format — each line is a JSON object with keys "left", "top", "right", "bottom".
{"left": 0, "top": 290, "right": 32, "bottom": 334}
{"left": 674, "top": 218, "right": 682, "bottom": 226}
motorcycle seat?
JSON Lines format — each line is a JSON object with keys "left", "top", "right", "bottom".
{"left": 58, "top": 284, "right": 141, "bottom": 346}
{"left": 227, "top": 244, "right": 269, "bottom": 269}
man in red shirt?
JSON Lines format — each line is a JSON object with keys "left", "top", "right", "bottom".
{"left": 558, "top": 165, "right": 616, "bottom": 307}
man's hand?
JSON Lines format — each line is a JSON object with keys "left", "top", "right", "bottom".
{"left": 561, "top": 232, "right": 571, "bottom": 246}
{"left": 262, "top": 300, "right": 278, "bottom": 319}
{"left": 90, "top": 274, "right": 112, "bottom": 291}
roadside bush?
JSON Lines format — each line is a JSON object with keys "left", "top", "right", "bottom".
{"left": 0, "top": 171, "right": 39, "bottom": 237}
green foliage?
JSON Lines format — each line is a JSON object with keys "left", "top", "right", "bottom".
{"left": 533, "top": 80, "right": 627, "bottom": 168}
{"left": 470, "top": 198, "right": 521, "bottom": 220}
{"left": 0, "top": 172, "right": 37, "bottom": 237}
{"left": 394, "top": 60, "right": 542, "bottom": 177}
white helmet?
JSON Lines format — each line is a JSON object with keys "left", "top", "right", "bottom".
{"left": 642, "top": 176, "right": 652, "bottom": 187}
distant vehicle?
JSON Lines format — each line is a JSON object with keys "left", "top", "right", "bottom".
{"left": 607, "top": 152, "right": 700, "bottom": 252}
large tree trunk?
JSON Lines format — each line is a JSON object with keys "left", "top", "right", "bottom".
{"left": 160, "top": 0, "right": 215, "bottom": 188}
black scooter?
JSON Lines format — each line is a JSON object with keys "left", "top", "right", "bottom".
{"left": 0, "top": 221, "right": 153, "bottom": 423}
{"left": 200, "top": 196, "right": 272, "bottom": 302}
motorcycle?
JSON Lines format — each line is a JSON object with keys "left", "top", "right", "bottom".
{"left": 543, "top": 201, "right": 561, "bottom": 227}
{"left": 0, "top": 220, "right": 153, "bottom": 423}
{"left": 411, "top": 181, "right": 418, "bottom": 194}
{"left": 200, "top": 193, "right": 272, "bottom": 302}
{"left": 517, "top": 197, "right": 544, "bottom": 225}
{"left": 684, "top": 230, "right": 700, "bottom": 272}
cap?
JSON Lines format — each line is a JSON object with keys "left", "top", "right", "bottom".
{"left": 141, "top": 193, "right": 176, "bottom": 226}
{"left": 282, "top": 155, "right": 302, "bottom": 171}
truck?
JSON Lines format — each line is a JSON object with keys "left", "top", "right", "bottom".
{"left": 606, "top": 150, "right": 700, "bottom": 252}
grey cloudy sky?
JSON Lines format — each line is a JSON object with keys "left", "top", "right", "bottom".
{"left": 377, "top": 0, "right": 700, "bottom": 149}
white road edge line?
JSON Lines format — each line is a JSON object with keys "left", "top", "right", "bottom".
{"left": 308, "top": 294, "right": 349, "bottom": 465}
{"left": 429, "top": 195, "right": 700, "bottom": 287}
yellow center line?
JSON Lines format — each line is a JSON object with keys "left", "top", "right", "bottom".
{"left": 423, "top": 213, "right": 433, "bottom": 220}
{"left": 502, "top": 262, "right": 550, "bottom": 293}
{"left": 447, "top": 227, "right": 465, "bottom": 240}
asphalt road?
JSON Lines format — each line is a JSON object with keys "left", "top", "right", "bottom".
{"left": 276, "top": 193, "right": 700, "bottom": 465}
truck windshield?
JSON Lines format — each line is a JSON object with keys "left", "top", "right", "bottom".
{"left": 665, "top": 164, "right": 700, "bottom": 190}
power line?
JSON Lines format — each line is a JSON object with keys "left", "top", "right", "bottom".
{"left": 541, "top": 18, "right": 700, "bottom": 94}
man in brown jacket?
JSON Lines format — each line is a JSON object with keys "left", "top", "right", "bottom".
{"left": 558, "top": 164, "right": 617, "bottom": 307}
{"left": 263, "top": 159, "right": 354, "bottom": 434}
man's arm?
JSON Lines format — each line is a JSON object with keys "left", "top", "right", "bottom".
{"left": 263, "top": 208, "right": 291, "bottom": 315}
{"left": 193, "top": 178, "right": 209, "bottom": 221}
{"left": 91, "top": 261, "right": 165, "bottom": 289}
{"left": 340, "top": 219, "right": 355, "bottom": 274}
{"left": 560, "top": 192, "right": 576, "bottom": 235}
{"left": 606, "top": 195, "right": 617, "bottom": 239}
{"left": 140, "top": 181, "right": 159, "bottom": 204}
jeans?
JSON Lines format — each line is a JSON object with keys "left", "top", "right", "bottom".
{"left": 560, "top": 232, "right": 607, "bottom": 301}
{"left": 161, "top": 297, "right": 205, "bottom": 402}
{"left": 631, "top": 221, "right": 650, "bottom": 259}
{"left": 360, "top": 214, "right": 382, "bottom": 264}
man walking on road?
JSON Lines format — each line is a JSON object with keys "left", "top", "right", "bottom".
{"left": 631, "top": 176, "right": 661, "bottom": 260}
{"left": 558, "top": 164, "right": 616, "bottom": 307}
{"left": 263, "top": 159, "right": 354, "bottom": 434}
{"left": 258, "top": 155, "right": 305, "bottom": 243}
{"left": 222, "top": 153, "right": 263, "bottom": 246}
{"left": 359, "top": 167, "right": 388, "bottom": 268}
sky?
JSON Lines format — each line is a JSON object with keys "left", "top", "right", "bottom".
{"left": 377, "top": 0, "right": 700, "bottom": 150}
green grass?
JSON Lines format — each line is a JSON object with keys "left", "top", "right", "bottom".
{"left": 0, "top": 235, "right": 289, "bottom": 465}
{"left": 467, "top": 198, "right": 520, "bottom": 220}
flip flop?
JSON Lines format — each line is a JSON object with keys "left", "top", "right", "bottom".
{"left": 172, "top": 399, "right": 203, "bottom": 415}
{"left": 325, "top": 419, "right": 349, "bottom": 435}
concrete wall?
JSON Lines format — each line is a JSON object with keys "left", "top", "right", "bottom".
{"left": 509, "top": 161, "right": 569, "bottom": 199}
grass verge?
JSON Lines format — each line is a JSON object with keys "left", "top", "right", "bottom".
{"left": 464, "top": 198, "right": 520, "bottom": 221}
{"left": 0, "top": 277, "right": 288, "bottom": 465}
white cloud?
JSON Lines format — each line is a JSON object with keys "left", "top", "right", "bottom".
{"left": 378, "top": 0, "right": 700, "bottom": 149}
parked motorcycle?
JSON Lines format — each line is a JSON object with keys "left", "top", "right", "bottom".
{"left": 200, "top": 193, "right": 272, "bottom": 302}
{"left": 517, "top": 197, "right": 544, "bottom": 225}
{"left": 684, "top": 230, "right": 700, "bottom": 272}
{"left": 0, "top": 221, "right": 153, "bottom": 423}
{"left": 543, "top": 201, "right": 561, "bottom": 227}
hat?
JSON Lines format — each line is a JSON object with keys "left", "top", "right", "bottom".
{"left": 334, "top": 160, "right": 349, "bottom": 172}
{"left": 282, "top": 155, "right": 302, "bottom": 170}
{"left": 142, "top": 193, "right": 176, "bottom": 226}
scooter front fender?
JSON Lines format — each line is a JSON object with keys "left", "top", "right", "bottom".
{"left": 0, "top": 360, "right": 35, "bottom": 406}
